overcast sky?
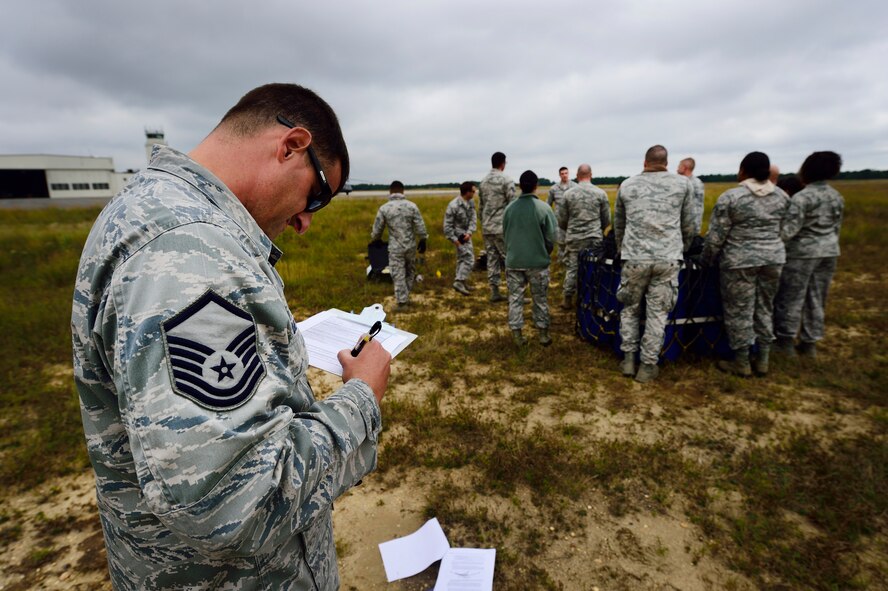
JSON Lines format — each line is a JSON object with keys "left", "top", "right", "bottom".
{"left": 2, "top": 0, "right": 886, "bottom": 183}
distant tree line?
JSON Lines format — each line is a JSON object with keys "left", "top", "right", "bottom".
{"left": 352, "top": 169, "right": 887, "bottom": 191}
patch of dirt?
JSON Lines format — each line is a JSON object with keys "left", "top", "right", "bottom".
{"left": 2, "top": 269, "right": 885, "bottom": 590}
{"left": 0, "top": 470, "right": 111, "bottom": 591}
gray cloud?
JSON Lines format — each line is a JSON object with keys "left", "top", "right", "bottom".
{"left": 1, "top": 0, "right": 885, "bottom": 181}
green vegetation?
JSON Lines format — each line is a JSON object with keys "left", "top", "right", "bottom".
{"left": 1, "top": 180, "right": 886, "bottom": 589}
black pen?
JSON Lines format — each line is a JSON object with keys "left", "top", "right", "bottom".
{"left": 350, "top": 320, "right": 383, "bottom": 357}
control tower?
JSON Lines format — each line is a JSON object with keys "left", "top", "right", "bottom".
{"left": 144, "top": 128, "right": 167, "bottom": 163}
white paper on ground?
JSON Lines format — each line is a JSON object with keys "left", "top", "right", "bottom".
{"left": 433, "top": 548, "right": 496, "bottom": 591}
{"left": 378, "top": 518, "right": 451, "bottom": 582}
{"left": 296, "top": 308, "right": 416, "bottom": 376}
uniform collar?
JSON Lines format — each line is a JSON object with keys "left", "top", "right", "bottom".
{"left": 148, "top": 146, "right": 282, "bottom": 266}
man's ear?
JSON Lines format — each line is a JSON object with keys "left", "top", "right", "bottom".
{"left": 277, "top": 126, "right": 313, "bottom": 162}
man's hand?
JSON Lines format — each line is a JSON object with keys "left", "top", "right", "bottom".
{"left": 417, "top": 238, "right": 427, "bottom": 254}
{"left": 338, "top": 340, "right": 391, "bottom": 404}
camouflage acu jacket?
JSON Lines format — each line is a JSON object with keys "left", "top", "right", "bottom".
{"left": 443, "top": 196, "right": 477, "bottom": 242}
{"left": 614, "top": 171, "right": 695, "bottom": 261}
{"left": 557, "top": 181, "right": 611, "bottom": 244}
{"left": 781, "top": 181, "right": 844, "bottom": 259}
{"left": 690, "top": 175, "right": 705, "bottom": 235}
{"left": 370, "top": 194, "right": 428, "bottom": 254}
{"left": 71, "top": 146, "right": 382, "bottom": 590}
{"left": 702, "top": 183, "right": 789, "bottom": 269}
{"left": 478, "top": 168, "right": 516, "bottom": 235}
{"left": 547, "top": 180, "right": 578, "bottom": 212}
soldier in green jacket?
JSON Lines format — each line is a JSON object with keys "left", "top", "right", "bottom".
{"left": 503, "top": 170, "right": 558, "bottom": 346}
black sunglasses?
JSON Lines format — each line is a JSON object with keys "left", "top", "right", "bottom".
{"left": 276, "top": 115, "right": 335, "bottom": 213}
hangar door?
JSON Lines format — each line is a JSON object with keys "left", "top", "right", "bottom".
{"left": 0, "top": 170, "right": 49, "bottom": 198}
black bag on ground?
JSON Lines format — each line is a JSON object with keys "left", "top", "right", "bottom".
{"left": 367, "top": 240, "right": 391, "bottom": 282}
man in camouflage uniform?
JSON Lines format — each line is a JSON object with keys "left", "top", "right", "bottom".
{"left": 443, "top": 181, "right": 478, "bottom": 295}
{"left": 702, "top": 151, "right": 789, "bottom": 376}
{"left": 478, "top": 151, "right": 516, "bottom": 302}
{"left": 548, "top": 166, "right": 578, "bottom": 264}
{"left": 371, "top": 180, "right": 428, "bottom": 309}
{"left": 677, "top": 157, "right": 706, "bottom": 235}
{"left": 774, "top": 151, "right": 845, "bottom": 359}
{"left": 71, "top": 83, "right": 392, "bottom": 590}
{"left": 614, "top": 145, "right": 695, "bottom": 383}
{"left": 557, "top": 163, "right": 611, "bottom": 310}
{"left": 503, "top": 170, "right": 557, "bottom": 346}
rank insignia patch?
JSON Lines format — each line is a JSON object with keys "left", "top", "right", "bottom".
{"left": 162, "top": 290, "right": 265, "bottom": 410}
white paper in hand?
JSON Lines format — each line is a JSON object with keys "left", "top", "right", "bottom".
{"left": 378, "top": 518, "right": 451, "bottom": 582}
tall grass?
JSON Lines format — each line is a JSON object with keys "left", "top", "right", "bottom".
{"left": 0, "top": 180, "right": 886, "bottom": 589}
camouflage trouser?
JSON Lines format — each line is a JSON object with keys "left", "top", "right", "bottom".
{"left": 454, "top": 240, "right": 474, "bottom": 282}
{"left": 563, "top": 238, "right": 599, "bottom": 297}
{"left": 389, "top": 249, "right": 417, "bottom": 304}
{"left": 555, "top": 227, "right": 566, "bottom": 265}
{"left": 773, "top": 256, "right": 837, "bottom": 343}
{"left": 483, "top": 233, "right": 507, "bottom": 288}
{"left": 720, "top": 264, "right": 782, "bottom": 350}
{"left": 506, "top": 268, "right": 550, "bottom": 330}
{"left": 617, "top": 260, "right": 679, "bottom": 365}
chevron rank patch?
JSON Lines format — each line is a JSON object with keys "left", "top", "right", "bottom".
{"left": 162, "top": 290, "right": 265, "bottom": 410}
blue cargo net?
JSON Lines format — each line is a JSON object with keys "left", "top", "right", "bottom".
{"left": 575, "top": 249, "right": 732, "bottom": 363}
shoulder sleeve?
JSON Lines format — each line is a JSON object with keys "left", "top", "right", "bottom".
{"left": 371, "top": 206, "right": 386, "bottom": 240}
{"left": 780, "top": 193, "right": 804, "bottom": 242}
{"left": 108, "top": 222, "right": 381, "bottom": 557}
{"left": 413, "top": 204, "right": 428, "bottom": 239}
{"left": 702, "top": 193, "right": 731, "bottom": 264}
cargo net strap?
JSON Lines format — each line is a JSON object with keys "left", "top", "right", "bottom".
{"left": 575, "top": 249, "right": 732, "bottom": 362}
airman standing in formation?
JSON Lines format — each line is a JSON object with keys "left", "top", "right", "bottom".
{"left": 371, "top": 180, "right": 429, "bottom": 309}
{"left": 774, "top": 151, "right": 845, "bottom": 358}
{"left": 478, "top": 151, "right": 516, "bottom": 302}
{"left": 677, "top": 156, "right": 706, "bottom": 234}
{"left": 557, "top": 163, "right": 611, "bottom": 310}
{"left": 503, "top": 170, "right": 557, "bottom": 346}
{"left": 443, "top": 181, "right": 478, "bottom": 295}
{"left": 547, "top": 166, "right": 578, "bottom": 263}
{"left": 614, "top": 145, "right": 696, "bottom": 383}
{"left": 702, "top": 151, "right": 789, "bottom": 376}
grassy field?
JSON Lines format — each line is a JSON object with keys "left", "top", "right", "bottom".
{"left": 0, "top": 180, "right": 886, "bottom": 590}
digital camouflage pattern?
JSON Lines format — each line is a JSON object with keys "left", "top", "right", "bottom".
{"left": 443, "top": 195, "right": 477, "bottom": 282}
{"left": 701, "top": 183, "right": 789, "bottom": 269}
{"left": 701, "top": 182, "right": 788, "bottom": 350}
{"left": 690, "top": 175, "right": 705, "bottom": 235}
{"left": 614, "top": 171, "right": 695, "bottom": 261}
{"left": 781, "top": 181, "right": 844, "bottom": 259}
{"left": 773, "top": 256, "right": 838, "bottom": 343}
{"left": 478, "top": 168, "right": 516, "bottom": 235}
{"left": 371, "top": 194, "right": 428, "bottom": 304}
{"left": 506, "top": 268, "right": 550, "bottom": 330}
{"left": 371, "top": 194, "right": 428, "bottom": 254}
{"left": 558, "top": 181, "right": 610, "bottom": 297}
{"left": 388, "top": 249, "right": 418, "bottom": 304}
{"left": 617, "top": 261, "right": 680, "bottom": 365}
{"left": 557, "top": 181, "right": 611, "bottom": 244}
{"left": 548, "top": 179, "right": 577, "bottom": 252}
{"left": 720, "top": 265, "right": 783, "bottom": 349}
{"left": 484, "top": 234, "right": 507, "bottom": 289}
{"left": 71, "top": 146, "right": 382, "bottom": 590}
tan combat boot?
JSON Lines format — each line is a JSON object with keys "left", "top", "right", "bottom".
{"left": 717, "top": 348, "right": 752, "bottom": 377}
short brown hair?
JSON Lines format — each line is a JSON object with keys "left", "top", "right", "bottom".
{"left": 645, "top": 145, "right": 668, "bottom": 165}
{"left": 218, "top": 83, "right": 350, "bottom": 193}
